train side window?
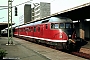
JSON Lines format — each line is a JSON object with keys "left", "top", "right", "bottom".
{"left": 55, "top": 24, "right": 59, "bottom": 29}
{"left": 34, "top": 27, "right": 36, "bottom": 32}
{"left": 29, "top": 27, "right": 31, "bottom": 32}
{"left": 38, "top": 26, "right": 40, "bottom": 32}
{"left": 51, "top": 23, "right": 54, "bottom": 29}
{"left": 60, "top": 23, "right": 65, "bottom": 28}
{"left": 46, "top": 24, "right": 48, "bottom": 29}
{"left": 24, "top": 28, "right": 25, "bottom": 31}
{"left": 26, "top": 27, "right": 29, "bottom": 31}
{"left": 23, "top": 28, "right": 24, "bottom": 32}
{"left": 31, "top": 27, "right": 33, "bottom": 32}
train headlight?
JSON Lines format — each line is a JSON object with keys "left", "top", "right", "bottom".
{"left": 60, "top": 35, "right": 62, "bottom": 38}
{"left": 69, "top": 35, "right": 71, "bottom": 37}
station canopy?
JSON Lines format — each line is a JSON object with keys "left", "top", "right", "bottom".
{"left": 0, "top": 22, "right": 15, "bottom": 31}
{"left": 50, "top": 2, "right": 90, "bottom": 21}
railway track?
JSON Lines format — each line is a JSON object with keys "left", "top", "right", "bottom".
{"left": 35, "top": 42, "right": 90, "bottom": 59}
{"left": 46, "top": 44, "right": 90, "bottom": 59}
{"left": 71, "top": 52, "right": 90, "bottom": 59}
{"left": 71, "top": 48, "right": 90, "bottom": 59}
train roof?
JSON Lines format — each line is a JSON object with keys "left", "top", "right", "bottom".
{"left": 47, "top": 16, "right": 72, "bottom": 23}
{"left": 19, "top": 16, "right": 72, "bottom": 28}
{"left": 19, "top": 21, "right": 42, "bottom": 28}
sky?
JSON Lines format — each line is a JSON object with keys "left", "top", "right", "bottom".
{"left": 0, "top": 0, "right": 90, "bottom": 26}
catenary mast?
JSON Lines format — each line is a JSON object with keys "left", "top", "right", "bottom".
{"left": 7, "top": 0, "right": 13, "bottom": 45}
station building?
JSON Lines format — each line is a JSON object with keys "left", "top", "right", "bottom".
{"left": 24, "top": 2, "right": 50, "bottom": 24}
{"left": 24, "top": 4, "right": 32, "bottom": 23}
{"left": 33, "top": 2, "right": 51, "bottom": 20}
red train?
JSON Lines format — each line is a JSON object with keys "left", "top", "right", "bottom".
{"left": 14, "top": 16, "right": 81, "bottom": 51}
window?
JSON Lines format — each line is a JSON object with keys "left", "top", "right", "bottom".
{"left": 26, "top": 28, "right": 30, "bottom": 31}
{"left": 29, "top": 27, "right": 31, "bottom": 32}
{"left": 60, "top": 23, "right": 65, "bottom": 28}
{"left": 31, "top": 27, "right": 33, "bottom": 32}
{"left": 38, "top": 26, "right": 40, "bottom": 32}
{"left": 46, "top": 24, "right": 48, "bottom": 29}
{"left": 51, "top": 23, "right": 59, "bottom": 29}
{"left": 51, "top": 23, "right": 66, "bottom": 29}
{"left": 51, "top": 23, "right": 54, "bottom": 29}
{"left": 24, "top": 28, "right": 25, "bottom": 31}
{"left": 66, "top": 23, "right": 71, "bottom": 28}
{"left": 55, "top": 24, "right": 59, "bottom": 29}
{"left": 34, "top": 27, "right": 36, "bottom": 32}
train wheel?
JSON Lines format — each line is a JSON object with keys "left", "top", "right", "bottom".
{"left": 56, "top": 43, "right": 63, "bottom": 50}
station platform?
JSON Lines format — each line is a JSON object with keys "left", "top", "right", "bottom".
{"left": 80, "top": 40, "right": 90, "bottom": 55}
{"left": 0, "top": 37, "right": 87, "bottom": 60}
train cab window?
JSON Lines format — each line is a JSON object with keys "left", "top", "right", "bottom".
{"left": 65, "top": 23, "right": 75, "bottom": 28}
{"left": 65, "top": 23, "right": 71, "bottom": 28}
{"left": 60, "top": 23, "right": 65, "bottom": 28}
{"left": 55, "top": 24, "right": 59, "bottom": 29}
{"left": 51, "top": 23, "right": 55, "bottom": 29}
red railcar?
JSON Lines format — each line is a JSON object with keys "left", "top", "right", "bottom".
{"left": 14, "top": 16, "right": 80, "bottom": 51}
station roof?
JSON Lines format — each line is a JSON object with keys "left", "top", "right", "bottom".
{"left": 51, "top": 2, "right": 90, "bottom": 20}
{"left": 0, "top": 22, "right": 15, "bottom": 31}
{"left": 37, "top": 2, "right": 90, "bottom": 21}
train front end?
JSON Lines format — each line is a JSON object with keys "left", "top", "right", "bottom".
{"left": 51, "top": 22, "right": 77, "bottom": 51}
{"left": 49, "top": 17, "right": 80, "bottom": 51}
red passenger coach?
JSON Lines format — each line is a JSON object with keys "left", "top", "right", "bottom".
{"left": 14, "top": 26, "right": 19, "bottom": 36}
{"left": 14, "top": 16, "right": 80, "bottom": 51}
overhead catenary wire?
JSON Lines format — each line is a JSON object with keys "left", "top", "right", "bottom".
{"left": 0, "top": 0, "right": 55, "bottom": 11}
{"left": 0, "top": 8, "right": 8, "bottom": 10}
{"left": 13, "top": 0, "right": 32, "bottom": 7}
{"left": 0, "top": 0, "right": 32, "bottom": 10}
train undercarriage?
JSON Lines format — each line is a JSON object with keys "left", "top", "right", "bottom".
{"left": 15, "top": 35, "right": 84, "bottom": 52}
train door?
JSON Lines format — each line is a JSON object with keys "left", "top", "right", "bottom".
{"left": 37, "top": 25, "right": 40, "bottom": 37}
{"left": 33, "top": 26, "right": 37, "bottom": 37}
{"left": 40, "top": 25, "right": 44, "bottom": 37}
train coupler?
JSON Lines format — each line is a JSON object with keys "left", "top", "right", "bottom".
{"left": 69, "top": 39, "right": 76, "bottom": 44}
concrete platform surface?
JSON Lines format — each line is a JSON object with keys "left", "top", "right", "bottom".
{"left": 0, "top": 37, "right": 87, "bottom": 60}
